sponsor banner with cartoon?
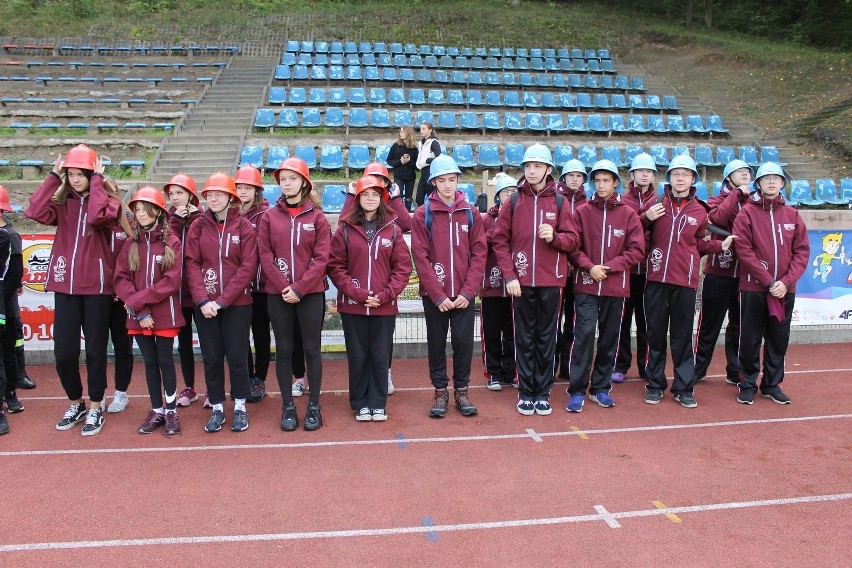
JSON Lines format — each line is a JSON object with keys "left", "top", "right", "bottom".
{"left": 792, "top": 230, "right": 852, "bottom": 326}
{"left": 20, "top": 235, "right": 57, "bottom": 350}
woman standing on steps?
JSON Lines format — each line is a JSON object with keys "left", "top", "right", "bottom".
{"left": 414, "top": 121, "right": 441, "bottom": 207}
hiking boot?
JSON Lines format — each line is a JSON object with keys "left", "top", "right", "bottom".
{"left": 5, "top": 392, "right": 24, "bottom": 413}
{"left": 674, "top": 392, "right": 698, "bottom": 408}
{"left": 486, "top": 376, "right": 502, "bottom": 391}
{"left": 138, "top": 409, "right": 166, "bottom": 434}
{"left": 387, "top": 370, "right": 395, "bottom": 395}
{"left": 292, "top": 378, "right": 306, "bottom": 397}
{"left": 736, "top": 388, "right": 755, "bottom": 405}
{"left": 281, "top": 402, "right": 298, "bottom": 431}
{"left": 107, "top": 391, "right": 129, "bottom": 413}
{"left": 163, "top": 411, "right": 181, "bottom": 436}
{"left": 304, "top": 402, "right": 322, "bottom": 431}
{"left": 0, "top": 411, "right": 8, "bottom": 435}
{"left": 16, "top": 375, "right": 36, "bottom": 389}
{"left": 590, "top": 391, "right": 616, "bottom": 408}
{"left": 429, "top": 388, "right": 449, "bottom": 418}
{"left": 454, "top": 388, "right": 477, "bottom": 416}
{"left": 231, "top": 409, "right": 249, "bottom": 432}
{"left": 644, "top": 388, "right": 664, "bottom": 405}
{"left": 762, "top": 389, "right": 791, "bottom": 405}
{"left": 533, "top": 400, "right": 553, "bottom": 415}
{"left": 356, "top": 407, "right": 372, "bottom": 422}
{"left": 566, "top": 394, "right": 585, "bottom": 413}
{"left": 248, "top": 378, "right": 266, "bottom": 403}
{"left": 176, "top": 387, "right": 197, "bottom": 407}
{"left": 56, "top": 402, "right": 87, "bottom": 430}
{"left": 81, "top": 407, "right": 104, "bottom": 436}
{"left": 205, "top": 409, "right": 226, "bottom": 433}
{"left": 517, "top": 398, "right": 535, "bottom": 416}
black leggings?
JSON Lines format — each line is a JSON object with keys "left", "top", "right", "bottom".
{"left": 53, "top": 293, "right": 112, "bottom": 403}
{"left": 109, "top": 300, "right": 134, "bottom": 392}
{"left": 248, "top": 292, "right": 271, "bottom": 381}
{"left": 135, "top": 334, "right": 178, "bottom": 410}
{"left": 268, "top": 293, "right": 324, "bottom": 405}
{"left": 177, "top": 306, "right": 196, "bottom": 389}
{"left": 415, "top": 166, "right": 431, "bottom": 206}
{"left": 397, "top": 178, "right": 416, "bottom": 207}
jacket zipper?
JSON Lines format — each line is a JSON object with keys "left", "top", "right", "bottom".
{"left": 69, "top": 196, "right": 85, "bottom": 293}
{"left": 598, "top": 207, "right": 608, "bottom": 295}
{"left": 770, "top": 207, "right": 778, "bottom": 280}
{"left": 661, "top": 199, "right": 676, "bottom": 283}
{"left": 448, "top": 214, "right": 455, "bottom": 297}
{"left": 531, "top": 195, "right": 539, "bottom": 287}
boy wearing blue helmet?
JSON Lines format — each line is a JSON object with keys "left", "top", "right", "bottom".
{"left": 732, "top": 163, "right": 809, "bottom": 405}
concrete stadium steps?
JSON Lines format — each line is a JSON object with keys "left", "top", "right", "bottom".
{"left": 148, "top": 56, "right": 278, "bottom": 184}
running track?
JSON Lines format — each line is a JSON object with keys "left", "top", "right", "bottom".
{"left": 1, "top": 342, "right": 850, "bottom": 567}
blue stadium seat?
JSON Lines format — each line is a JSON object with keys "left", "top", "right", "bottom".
{"left": 482, "top": 112, "right": 501, "bottom": 130}
{"left": 522, "top": 92, "right": 540, "bottom": 108}
{"left": 587, "top": 114, "right": 608, "bottom": 133}
{"left": 346, "top": 66, "right": 362, "bottom": 81}
{"left": 329, "top": 87, "right": 346, "bottom": 104}
{"left": 739, "top": 146, "right": 759, "bottom": 167}
{"left": 628, "top": 114, "right": 648, "bottom": 133}
{"left": 320, "top": 145, "right": 344, "bottom": 169}
{"left": 375, "top": 144, "right": 391, "bottom": 166}
{"left": 447, "top": 89, "right": 464, "bottom": 105}
{"left": 646, "top": 95, "right": 661, "bottom": 111}
{"left": 554, "top": 145, "right": 574, "bottom": 167}
{"left": 839, "top": 178, "right": 852, "bottom": 204}
{"left": 382, "top": 67, "right": 399, "bottom": 82}
{"left": 453, "top": 145, "right": 476, "bottom": 168}
{"left": 321, "top": 185, "right": 347, "bottom": 213}
{"left": 268, "top": 87, "right": 286, "bottom": 105}
{"left": 451, "top": 70, "right": 466, "bottom": 84}
{"left": 663, "top": 95, "right": 680, "bottom": 111}
{"left": 568, "top": 114, "right": 588, "bottom": 133}
{"left": 541, "top": 92, "right": 558, "bottom": 109}
{"left": 399, "top": 68, "right": 415, "bottom": 82}
{"left": 716, "top": 146, "right": 736, "bottom": 165}
{"left": 759, "top": 146, "right": 787, "bottom": 166}
{"left": 614, "top": 75, "right": 629, "bottom": 90}
{"left": 525, "top": 113, "right": 546, "bottom": 132}
{"left": 628, "top": 95, "right": 645, "bottom": 110}
{"left": 468, "top": 71, "right": 483, "bottom": 86}
{"left": 369, "top": 88, "right": 387, "bottom": 105}
{"left": 274, "top": 65, "right": 290, "bottom": 80}
{"left": 438, "top": 111, "right": 457, "bottom": 129}
{"left": 294, "top": 146, "right": 317, "bottom": 169}
{"left": 240, "top": 146, "right": 263, "bottom": 168}
{"left": 504, "top": 91, "right": 522, "bottom": 107}
{"left": 434, "top": 70, "right": 450, "bottom": 84}
{"left": 594, "top": 93, "right": 610, "bottom": 109}
{"left": 309, "top": 87, "right": 327, "bottom": 104}
{"left": 292, "top": 65, "right": 309, "bottom": 80}
{"left": 535, "top": 74, "right": 552, "bottom": 88}
{"left": 347, "top": 145, "right": 370, "bottom": 170}
{"left": 459, "top": 111, "right": 481, "bottom": 130}
{"left": 578, "top": 145, "right": 598, "bottom": 168}
{"left": 601, "top": 146, "right": 624, "bottom": 167}
{"left": 409, "top": 88, "right": 426, "bottom": 105}
{"left": 348, "top": 87, "right": 366, "bottom": 104}
{"left": 427, "top": 89, "right": 446, "bottom": 105}
{"left": 786, "top": 180, "right": 811, "bottom": 207}
{"left": 364, "top": 66, "right": 380, "bottom": 81}
{"left": 477, "top": 144, "right": 502, "bottom": 167}
{"left": 467, "top": 90, "right": 484, "bottom": 106}
{"left": 484, "top": 90, "right": 502, "bottom": 106}
{"left": 559, "top": 93, "right": 576, "bottom": 109}
{"left": 301, "top": 108, "right": 321, "bottom": 127}
{"left": 667, "top": 115, "right": 687, "bottom": 133}
{"left": 393, "top": 109, "right": 413, "bottom": 127}
{"left": 599, "top": 75, "right": 614, "bottom": 89}
{"left": 458, "top": 183, "right": 477, "bottom": 204}
{"left": 505, "top": 112, "right": 523, "bottom": 131}
{"left": 649, "top": 146, "right": 670, "bottom": 167}
{"left": 254, "top": 109, "right": 275, "bottom": 129}
{"left": 505, "top": 143, "right": 525, "bottom": 167}
{"left": 324, "top": 108, "right": 344, "bottom": 127}
{"left": 706, "top": 115, "right": 728, "bottom": 134}
{"left": 671, "top": 146, "right": 691, "bottom": 160}
{"left": 695, "top": 181, "right": 710, "bottom": 201}
{"left": 388, "top": 88, "right": 406, "bottom": 105}
{"left": 499, "top": 72, "right": 515, "bottom": 86}
{"left": 576, "top": 92, "right": 593, "bottom": 110}
{"left": 415, "top": 110, "right": 434, "bottom": 125}
{"left": 712, "top": 182, "right": 723, "bottom": 196}
{"left": 631, "top": 76, "right": 645, "bottom": 91}
{"left": 348, "top": 108, "right": 368, "bottom": 128}
{"left": 609, "top": 114, "right": 627, "bottom": 133}
{"left": 624, "top": 145, "right": 644, "bottom": 165}
{"left": 288, "top": 87, "right": 307, "bottom": 104}
{"left": 647, "top": 115, "right": 667, "bottom": 133}
{"left": 584, "top": 75, "right": 599, "bottom": 89}
{"left": 686, "top": 115, "right": 708, "bottom": 134}
{"left": 546, "top": 113, "right": 567, "bottom": 132}
{"left": 371, "top": 109, "right": 391, "bottom": 128}
{"left": 694, "top": 146, "right": 719, "bottom": 167}
{"left": 611, "top": 94, "right": 628, "bottom": 110}
{"left": 815, "top": 179, "right": 845, "bottom": 206}
{"left": 265, "top": 146, "right": 290, "bottom": 172}
{"left": 552, "top": 74, "right": 567, "bottom": 89}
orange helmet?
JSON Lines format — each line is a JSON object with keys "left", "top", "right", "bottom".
{"left": 273, "top": 156, "right": 312, "bottom": 190}
{"left": 202, "top": 172, "right": 238, "bottom": 201}
{"left": 355, "top": 175, "right": 389, "bottom": 201}
{"left": 164, "top": 173, "right": 199, "bottom": 205}
{"left": 0, "top": 184, "right": 12, "bottom": 213}
{"left": 234, "top": 166, "right": 263, "bottom": 189}
{"left": 363, "top": 162, "right": 391, "bottom": 184}
{"left": 129, "top": 186, "right": 168, "bottom": 213}
{"left": 63, "top": 144, "right": 97, "bottom": 171}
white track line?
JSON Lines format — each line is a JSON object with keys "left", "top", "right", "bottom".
{"left": 2, "top": 413, "right": 849, "bottom": 458}
{"left": 0, "top": 492, "right": 848, "bottom": 552}
{"left": 18, "top": 367, "right": 852, "bottom": 401}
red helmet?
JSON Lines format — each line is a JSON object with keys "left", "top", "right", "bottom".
{"left": 129, "top": 186, "right": 168, "bottom": 213}
{"left": 363, "top": 162, "right": 391, "bottom": 184}
{"left": 234, "top": 166, "right": 263, "bottom": 189}
{"left": 202, "top": 172, "right": 238, "bottom": 201}
{"left": 0, "top": 184, "right": 12, "bottom": 213}
{"left": 63, "top": 144, "right": 97, "bottom": 171}
{"left": 355, "top": 175, "right": 389, "bottom": 201}
{"left": 273, "top": 156, "right": 312, "bottom": 190}
{"left": 164, "top": 173, "right": 199, "bottom": 205}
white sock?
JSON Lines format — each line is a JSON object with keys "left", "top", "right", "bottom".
{"left": 234, "top": 398, "right": 246, "bottom": 412}
{"left": 213, "top": 403, "right": 224, "bottom": 412}
{"left": 153, "top": 407, "right": 164, "bottom": 415}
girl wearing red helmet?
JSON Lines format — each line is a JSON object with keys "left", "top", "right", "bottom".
{"left": 257, "top": 157, "right": 330, "bottom": 431}
{"left": 114, "top": 187, "right": 185, "bottom": 435}
{"left": 184, "top": 173, "right": 258, "bottom": 434}
{"left": 164, "top": 174, "right": 203, "bottom": 408}
{"left": 235, "top": 166, "right": 272, "bottom": 404}
{"left": 328, "top": 175, "right": 412, "bottom": 422}
{"left": 24, "top": 144, "right": 119, "bottom": 436}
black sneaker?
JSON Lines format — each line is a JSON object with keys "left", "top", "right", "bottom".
{"left": 247, "top": 378, "right": 266, "bottom": 403}
{"left": 56, "top": 402, "right": 87, "bottom": 430}
{"left": 231, "top": 409, "right": 249, "bottom": 432}
{"left": 205, "top": 409, "right": 226, "bottom": 433}
{"left": 674, "top": 392, "right": 698, "bottom": 408}
{"left": 81, "top": 407, "right": 104, "bottom": 436}
{"left": 644, "top": 388, "right": 664, "bottom": 405}
{"left": 16, "top": 375, "right": 36, "bottom": 389}
{"left": 163, "top": 410, "right": 181, "bottom": 436}
{"left": 304, "top": 402, "right": 322, "bottom": 431}
{"left": 0, "top": 411, "right": 8, "bottom": 435}
{"left": 5, "top": 392, "right": 24, "bottom": 413}
{"left": 694, "top": 375, "right": 706, "bottom": 383}
{"left": 737, "top": 389, "right": 755, "bottom": 405}
{"left": 725, "top": 376, "right": 740, "bottom": 386}
{"left": 281, "top": 402, "right": 298, "bottom": 431}
{"left": 486, "top": 376, "right": 502, "bottom": 391}
{"left": 762, "top": 390, "right": 791, "bottom": 405}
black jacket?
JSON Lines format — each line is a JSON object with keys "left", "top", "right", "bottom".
{"left": 387, "top": 142, "right": 419, "bottom": 181}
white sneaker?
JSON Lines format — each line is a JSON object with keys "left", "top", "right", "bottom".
{"left": 356, "top": 407, "right": 372, "bottom": 421}
{"left": 292, "top": 378, "right": 305, "bottom": 397}
{"left": 387, "top": 370, "right": 395, "bottom": 395}
{"left": 107, "top": 391, "right": 129, "bottom": 413}
{"left": 371, "top": 408, "right": 388, "bottom": 421}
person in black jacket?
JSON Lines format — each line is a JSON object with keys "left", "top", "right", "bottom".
{"left": 387, "top": 125, "right": 419, "bottom": 212}
{"left": 414, "top": 122, "right": 440, "bottom": 207}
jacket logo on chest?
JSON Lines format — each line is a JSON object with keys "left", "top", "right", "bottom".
{"left": 204, "top": 268, "right": 218, "bottom": 295}
{"left": 613, "top": 229, "right": 625, "bottom": 238}
{"left": 53, "top": 255, "right": 67, "bottom": 283}
{"left": 686, "top": 216, "right": 698, "bottom": 226}
{"left": 783, "top": 223, "right": 795, "bottom": 231}
{"left": 231, "top": 235, "right": 240, "bottom": 245}
{"left": 545, "top": 212, "right": 556, "bottom": 221}
{"left": 155, "top": 255, "right": 163, "bottom": 265}
{"left": 303, "top": 223, "right": 315, "bottom": 232}
{"left": 515, "top": 251, "right": 529, "bottom": 277}
{"left": 649, "top": 248, "right": 664, "bottom": 272}
{"left": 381, "top": 237, "right": 393, "bottom": 248}
{"left": 433, "top": 262, "right": 446, "bottom": 286}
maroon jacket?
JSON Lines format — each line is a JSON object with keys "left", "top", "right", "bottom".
{"left": 184, "top": 207, "right": 258, "bottom": 307}
{"left": 732, "top": 193, "right": 809, "bottom": 293}
{"left": 108, "top": 218, "right": 133, "bottom": 266}
{"left": 480, "top": 204, "right": 506, "bottom": 298}
{"left": 257, "top": 199, "right": 331, "bottom": 298}
{"left": 243, "top": 199, "right": 270, "bottom": 292}
{"left": 328, "top": 215, "right": 412, "bottom": 316}
{"left": 168, "top": 205, "right": 203, "bottom": 308}
{"left": 643, "top": 185, "right": 722, "bottom": 290}
{"left": 622, "top": 181, "right": 658, "bottom": 275}
{"left": 705, "top": 181, "right": 749, "bottom": 278}
{"left": 342, "top": 193, "right": 413, "bottom": 233}
{"left": 570, "top": 193, "right": 645, "bottom": 298}
{"left": 113, "top": 226, "right": 185, "bottom": 330}
{"left": 411, "top": 190, "right": 487, "bottom": 304}
{"left": 554, "top": 182, "right": 588, "bottom": 216}
{"left": 491, "top": 178, "right": 580, "bottom": 288}
{"left": 24, "top": 172, "right": 120, "bottom": 295}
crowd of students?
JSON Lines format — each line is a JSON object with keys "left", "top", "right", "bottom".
{"left": 0, "top": 137, "right": 810, "bottom": 436}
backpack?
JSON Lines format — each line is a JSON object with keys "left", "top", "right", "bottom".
{"left": 510, "top": 191, "right": 565, "bottom": 215}
{"left": 423, "top": 198, "right": 474, "bottom": 241}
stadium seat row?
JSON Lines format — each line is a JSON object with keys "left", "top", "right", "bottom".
{"left": 0, "top": 96, "right": 196, "bottom": 105}
{"left": 0, "top": 157, "right": 145, "bottom": 169}
{"left": 2, "top": 44, "right": 239, "bottom": 55}
{"left": 284, "top": 41, "right": 610, "bottom": 61}
{"left": 280, "top": 52, "right": 617, "bottom": 73}
{"left": 0, "top": 75, "right": 213, "bottom": 84}
{"left": 9, "top": 60, "right": 226, "bottom": 69}
{"left": 5, "top": 121, "right": 174, "bottom": 131}
{"left": 253, "top": 108, "right": 727, "bottom": 134}
{"left": 268, "top": 87, "right": 677, "bottom": 111}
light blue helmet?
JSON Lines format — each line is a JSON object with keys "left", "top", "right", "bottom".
{"left": 559, "top": 159, "right": 588, "bottom": 183}
{"left": 629, "top": 152, "right": 657, "bottom": 173}
{"left": 589, "top": 159, "right": 622, "bottom": 192}
{"left": 722, "top": 159, "right": 753, "bottom": 182}
{"left": 752, "top": 162, "right": 786, "bottom": 192}
{"left": 428, "top": 154, "right": 462, "bottom": 183}
{"left": 520, "top": 143, "right": 554, "bottom": 168}
{"left": 492, "top": 172, "right": 517, "bottom": 205}
{"left": 665, "top": 154, "right": 698, "bottom": 184}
